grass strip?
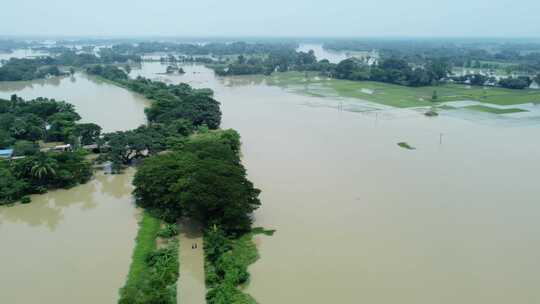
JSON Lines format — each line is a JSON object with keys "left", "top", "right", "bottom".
{"left": 464, "top": 105, "right": 528, "bottom": 114}
{"left": 119, "top": 212, "right": 180, "bottom": 304}
{"left": 122, "top": 211, "right": 161, "bottom": 293}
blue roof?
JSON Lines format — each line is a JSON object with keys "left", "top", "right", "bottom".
{"left": 0, "top": 149, "right": 14, "bottom": 157}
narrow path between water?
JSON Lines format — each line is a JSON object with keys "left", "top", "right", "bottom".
{"left": 177, "top": 219, "right": 206, "bottom": 304}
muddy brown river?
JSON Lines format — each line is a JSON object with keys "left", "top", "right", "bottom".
{"left": 1, "top": 59, "right": 539, "bottom": 303}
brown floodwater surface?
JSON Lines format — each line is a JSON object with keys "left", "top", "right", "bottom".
{"left": 0, "top": 170, "right": 139, "bottom": 303}
{"left": 0, "top": 73, "right": 150, "bottom": 132}
{"left": 135, "top": 62, "right": 540, "bottom": 303}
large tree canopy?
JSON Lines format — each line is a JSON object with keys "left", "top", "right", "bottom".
{"left": 133, "top": 130, "right": 260, "bottom": 234}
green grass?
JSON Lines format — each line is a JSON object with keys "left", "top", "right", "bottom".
{"left": 119, "top": 212, "right": 180, "bottom": 304}
{"left": 398, "top": 142, "right": 416, "bottom": 150}
{"left": 121, "top": 212, "right": 161, "bottom": 294}
{"left": 464, "top": 105, "right": 528, "bottom": 114}
{"left": 263, "top": 71, "right": 540, "bottom": 108}
{"left": 205, "top": 228, "right": 275, "bottom": 304}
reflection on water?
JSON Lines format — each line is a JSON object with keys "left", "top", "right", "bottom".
{"left": 0, "top": 170, "right": 138, "bottom": 304}
{"left": 0, "top": 73, "right": 150, "bottom": 132}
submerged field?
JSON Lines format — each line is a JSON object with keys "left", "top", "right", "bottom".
{"left": 259, "top": 72, "right": 540, "bottom": 110}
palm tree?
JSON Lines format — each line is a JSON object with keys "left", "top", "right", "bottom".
{"left": 30, "top": 154, "right": 57, "bottom": 179}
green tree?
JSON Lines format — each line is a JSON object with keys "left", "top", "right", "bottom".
{"left": 74, "top": 123, "right": 102, "bottom": 145}
{"left": 30, "top": 153, "right": 58, "bottom": 180}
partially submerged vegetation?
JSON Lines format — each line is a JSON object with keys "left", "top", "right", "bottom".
{"left": 119, "top": 212, "right": 179, "bottom": 304}
{"left": 259, "top": 71, "right": 540, "bottom": 108}
{"left": 0, "top": 95, "right": 97, "bottom": 204}
{"left": 205, "top": 227, "right": 275, "bottom": 304}
{"left": 463, "top": 105, "right": 528, "bottom": 114}
{"left": 398, "top": 142, "right": 415, "bottom": 150}
{"left": 0, "top": 50, "right": 139, "bottom": 81}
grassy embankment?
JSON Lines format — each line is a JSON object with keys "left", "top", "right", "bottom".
{"left": 205, "top": 228, "right": 275, "bottom": 304}
{"left": 262, "top": 71, "right": 540, "bottom": 112}
{"left": 119, "top": 212, "right": 179, "bottom": 304}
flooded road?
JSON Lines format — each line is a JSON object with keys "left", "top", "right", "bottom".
{"left": 0, "top": 170, "right": 139, "bottom": 304}
{"left": 136, "top": 62, "right": 540, "bottom": 304}
{"left": 177, "top": 220, "right": 206, "bottom": 304}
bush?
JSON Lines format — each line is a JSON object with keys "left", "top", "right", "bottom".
{"left": 157, "top": 224, "right": 179, "bottom": 238}
{"left": 21, "top": 196, "right": 31, "bottom": 204}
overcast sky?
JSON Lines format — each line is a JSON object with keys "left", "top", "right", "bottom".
{"left": 1, "top": 0, "right": 539, "bottom": 38}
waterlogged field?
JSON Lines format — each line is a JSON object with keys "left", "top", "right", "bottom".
{"left": 259, "top": 71, "right": 540, "bottom": 110}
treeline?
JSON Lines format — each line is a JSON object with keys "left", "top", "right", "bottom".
{"left": 112, "top": 41, "right": 297, "bottom": 56}
{"left": 0, "top": 39, "right": 30, "bottom": 53}
{"left": 212, "top": 47, "right": 540, "bottom": 89}
{"left": 0, "top": 50, "right": 140, "bottom": 81}
{"left": 0, "top": 95, "right": 98, "bottom": 204}
{"left": 334, "top": 57, "right": 450, "bottom": 87}
{"left": 213, "top": 50, "right": 333, "bottom": 76}
{"left": 85, "top": 65, "right": 222, "bottom": 171}
{"left": 324, "top": 39, "right": 540, "bottom": 74}
{"left": 452, "top": 74, "right": 540, "bottom": 89}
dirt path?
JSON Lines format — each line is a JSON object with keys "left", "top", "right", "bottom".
{"left": 177, "top": 219, "right": 206, "bottom": 304}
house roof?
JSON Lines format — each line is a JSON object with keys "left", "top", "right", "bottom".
{"left": 0, "top": 149, "right": 14, "bottom": 156}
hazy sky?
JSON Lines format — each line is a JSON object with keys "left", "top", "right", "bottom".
{"left": 1, "top": 0, "right": 539, "bottom": 37}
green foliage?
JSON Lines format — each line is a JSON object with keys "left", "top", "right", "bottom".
{"left": 0, "top": 96, "right": 81, "bottom": 144}
{"left": 397, "top": 142, "right": 416, "bottom": 150}
{"left": 20, "top": 196, "right": 31, "bottom": 204}
{"left": 205, "top": 226, "right": 269, "bottom": 304}
{"left": 74, "top": 123, "right": 102, "bottom": 146}
{"left": 0, "top": 163, "right": 28, "bottom": 205}
{"left": 157, "top": 224, "right": 179, "bottom": 238}
{"left": 0, "top": 150, "right": 92, "bottom": 204}
{"left": 119, "top": 212, "right": 179, "bottom": 304}
{"left": 85, "top": 66, "right": 222, "bottom": 129}
{"left": 13, "top": 140, "right": 39, "bottom": 156}
{"left": 0, "top": 50, "right": 140, "bottom": 82}
{"left": 133, "top": 130, "right": 261, "bottom": 233}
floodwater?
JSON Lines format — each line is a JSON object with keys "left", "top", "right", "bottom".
{"left": 297, "top": 43, "right": 378, "bottom": 64}
{"left": 0, "top": 73, "right": 150, "bottom": 132}
{"left": 0, "top": 49, "right": 49, "bottom": 61}
{"left": 134, "top": 61, "right": 540, "bottom": 304}
{"left": 0, "top": 169, "right": 139, "bottom": 303}
{"left": 297, "top": 43, "right": 350, "bottom": 63}
{"left": 177, "top": 219, "right": 205, "bottom": 304}
{"left": 0, "top": 71, "right": 149, "bottom": 303}
{"left": 0, "top": 57, "right": 539, "bottom": 304}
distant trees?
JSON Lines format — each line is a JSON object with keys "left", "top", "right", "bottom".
{"left": 0, "top": 50, "right": 140, "bottom": 82}
{"left": 498, "top": 76, "right": 532, "bottom": 89}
